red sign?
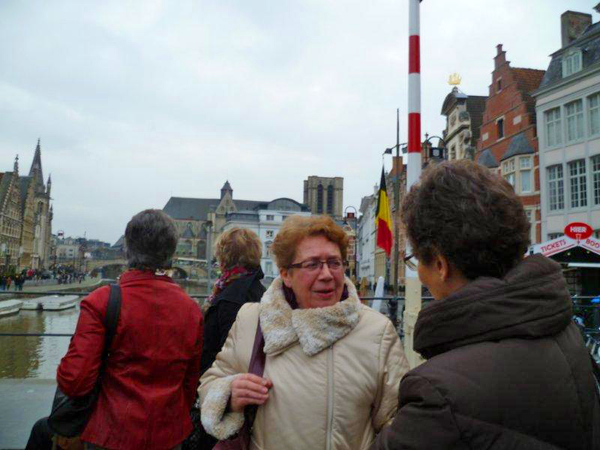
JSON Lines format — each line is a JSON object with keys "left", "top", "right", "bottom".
{"left": 564, "top": 222, "right": 593, "bottom": 240}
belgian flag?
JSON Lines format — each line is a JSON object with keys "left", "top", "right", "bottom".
{"left": 376, "top": 168, "right": 393, "bottom": 257}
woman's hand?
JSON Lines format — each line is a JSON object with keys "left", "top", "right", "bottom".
{"left": 230, "top": 373, "right": 273, "bottom": 413}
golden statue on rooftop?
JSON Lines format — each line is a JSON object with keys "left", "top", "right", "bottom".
{"left": 448, "top": 73, "right": 462, "bottom": 86}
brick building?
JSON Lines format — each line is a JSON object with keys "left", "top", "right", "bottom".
{"left": 475, "top": 44, "right": 546, "bottom": 244}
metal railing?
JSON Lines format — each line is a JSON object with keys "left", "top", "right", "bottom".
{"left": 1, "top": 292, "right": 598, "bottom": 340}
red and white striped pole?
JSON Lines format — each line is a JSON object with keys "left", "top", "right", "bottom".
{"left": 404, "top": 0, "right": 423, "bottom": 368}
{"left": 407, "top": 0, "right": 421, "bottom": 189}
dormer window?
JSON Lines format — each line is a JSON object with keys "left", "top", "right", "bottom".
{"left": 562, "top": 49, "right": 582, "bottom": 78}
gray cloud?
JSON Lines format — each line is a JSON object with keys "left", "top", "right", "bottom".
{"left": 0, "top": 0, "right": 595, "bottom": 243}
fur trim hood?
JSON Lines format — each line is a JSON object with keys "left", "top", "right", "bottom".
{"left": 259, "top": 277, "right": 361, "bottom": 356}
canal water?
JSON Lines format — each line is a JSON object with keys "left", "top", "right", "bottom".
{"left": 0, "top": 282, "right": 209, "bottom": 379}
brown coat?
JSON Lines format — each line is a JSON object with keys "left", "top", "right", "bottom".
{"left": 373, "top": 255, "right": 600, "bottom": 450}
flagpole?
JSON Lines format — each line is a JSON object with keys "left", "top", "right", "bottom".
{"left": 390, "top": 108, "right": 400, "bottom": 328}
{"left": 405, "top": 0, "right": 423, "bottom": 369}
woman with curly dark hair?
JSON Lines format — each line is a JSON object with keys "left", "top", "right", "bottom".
{"left": 372, "top": 160, "right": 600, "bottom": 450}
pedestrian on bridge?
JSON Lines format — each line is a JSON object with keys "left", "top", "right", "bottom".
{"left": 200, "top": 215, "right": 409, "bottom": 449}
{"left": 372, "top": 160, "right": 600, "bottom": 450}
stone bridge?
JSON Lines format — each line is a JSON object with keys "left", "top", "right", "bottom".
{"left": 86, "top": 258, "right": 208, "bottom": 280}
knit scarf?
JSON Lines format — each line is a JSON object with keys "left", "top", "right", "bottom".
{"left": 203, "top": 266, "right": 253, "bottom": 312}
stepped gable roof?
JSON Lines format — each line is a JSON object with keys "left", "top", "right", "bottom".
{"left": 501, "top": 132, "right": 535, "bottom": 162}
{"left": 0, "top": 173, "right": 5, "bottom": 208}
{"left": 512, "top": 68, "right": 545, "bottom": 94}
{"left": 477, "top": 149, "right": 499, "bottom": 168}
{"left": 539, "top": 21, "right": 600, "bottom": 90}
{"left": 0, "top": 172, "right": 14, "bottom": 210}
{"left": 163, "top": 197, "right": 267, "bottom": 221}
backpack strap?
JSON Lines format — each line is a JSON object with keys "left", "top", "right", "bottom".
{"left": 103, "top": 284, "right": 122, "bottom": 358}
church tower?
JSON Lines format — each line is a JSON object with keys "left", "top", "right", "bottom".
{"left": 29, "top": 138, "right": 44, "bottom": 192}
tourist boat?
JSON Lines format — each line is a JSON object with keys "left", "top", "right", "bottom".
{"left": 0, "top": 300, "right": 24, "bottom": 317}
{"left": 21, "top": 295, "right": 79, "bottom": 311}
{"left": 41, "top": 295, "right": 79, "bottom": 311}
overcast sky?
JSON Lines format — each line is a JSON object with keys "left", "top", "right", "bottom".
{"left": 0, "top": 0, "right": 596, "bottom": 244}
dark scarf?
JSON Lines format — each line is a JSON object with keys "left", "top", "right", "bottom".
{"left": 203, "top": 266, "right": 255, "bottom": 312}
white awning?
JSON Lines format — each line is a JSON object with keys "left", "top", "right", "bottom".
{"left": 567, "top": 263, "right": 600, "bottom": 269}
{"left": 530, "top": 236, "right": 600, "bottom": 257}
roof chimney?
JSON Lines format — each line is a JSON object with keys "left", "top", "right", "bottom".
{"left": 561, "top": 11, "right": 592, "bottom": 48}
{"left": 494, "top": 44, "right": 506, "bottom": 69}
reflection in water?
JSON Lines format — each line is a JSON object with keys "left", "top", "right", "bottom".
{"left": 0, "top": 284, "right": 208, "bottom": 379}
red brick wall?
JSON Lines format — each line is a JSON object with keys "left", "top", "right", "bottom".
{"left": 475, "top": 48, "right": 543, "bottom": 243}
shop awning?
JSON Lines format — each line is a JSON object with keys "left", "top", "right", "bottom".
{"left": 530, "top": 236, "right": 600, "bottom": 258}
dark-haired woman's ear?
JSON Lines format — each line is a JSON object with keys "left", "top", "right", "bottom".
{"left": 438, "top": 255, "right": 469, "bottom": 298}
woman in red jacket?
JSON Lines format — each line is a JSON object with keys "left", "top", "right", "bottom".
{"left": 27, "top": 209, "right": 204, "bottom": 450}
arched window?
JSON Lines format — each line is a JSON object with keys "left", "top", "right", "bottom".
{"left": 327, "top": 185, "right": 334, "bottom": 214}
{"left": 317, "top": 185, "right": 324, "bottom": 214}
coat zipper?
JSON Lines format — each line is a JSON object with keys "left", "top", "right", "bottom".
{"left": 326, "top": 346, "right": 334, "bottom": 450}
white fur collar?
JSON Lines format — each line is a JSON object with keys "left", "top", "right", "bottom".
{"left": 259, "top": 277, "right": 361, "bottom": 356}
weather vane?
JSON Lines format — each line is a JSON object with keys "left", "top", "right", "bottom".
{"left": 448, "top": 73, "right": 462, "bottom": 86}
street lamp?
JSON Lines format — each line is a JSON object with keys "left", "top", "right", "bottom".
{"left": 423, "top": 134, "right": 447, "bottom": 162}
{"left": 343, "top": 206, "right": 358, "bottom": 282}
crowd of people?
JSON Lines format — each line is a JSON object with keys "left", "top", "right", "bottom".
{"left": 52, "top": 265, "right": 87, "bottom": 284}
{"left": 25, "top": 160, "right": 599, "bottom": 450}
{"left": 0, "top": 266, "right": 87, "bottom": 291}
{"left": 0, "top": 272, "right": 26, "bottom": 291}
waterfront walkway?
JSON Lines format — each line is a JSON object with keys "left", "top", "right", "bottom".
{"left": 22, "top": 276, "right": 103, "bottom": 292}
{"left": 0, "top": 379, "right": 55, "bottom": 450}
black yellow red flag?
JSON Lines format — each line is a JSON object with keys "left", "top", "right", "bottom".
{"left": 376, "top": 168, "right": 393, "bottom": 257}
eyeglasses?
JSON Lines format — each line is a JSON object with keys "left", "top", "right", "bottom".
{"left": 403, "top": 253, "right": 418, "bottom": 271}
{"left": 288, "top": 258, "right": 346, "bottom": 272}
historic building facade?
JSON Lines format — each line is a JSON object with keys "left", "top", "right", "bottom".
{"left": 163, "top": 181, "right": 310, "bottom": 269}
{"left": 534, "top": 10, "right": 600, "bottom": 240}
{"left": 223, "top": 198, "right": 311, "bottom": 279}
{"left": 475, "top": 45, "right": 545, "bottom": 244}
{"left": 0, "top": 157, "right": 23, "bottom": 268}
{"left": 303, "top": 176, "right": 343, "bottom": 219}
{"left": 357, "top": 189, "right": 377, "bottom": 286}
{"left": 0, "top": 141, "right": 53, "bottom": 270}
{"left": 441, "top": 86, "right": 487, "bottom": 161}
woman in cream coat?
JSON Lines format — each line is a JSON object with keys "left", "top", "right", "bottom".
{"left": 200, "top": 215, "right": 408, "bottom": 450}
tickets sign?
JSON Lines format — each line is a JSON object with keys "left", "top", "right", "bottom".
{"left": 530, "top": 235, "right": 600, "bottom": 257}
{"left": 564, "top": 222, "right": 593, "bottom": 241}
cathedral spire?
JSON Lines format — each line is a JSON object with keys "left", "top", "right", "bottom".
{"left": 14, "top": 154, "right": 19, "bottom": 175}
{"left": 29, "top": 138, "right": 44, "bottom": 188}
{"left": 47, "top": 173, "right": 52, "bottom": 196}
